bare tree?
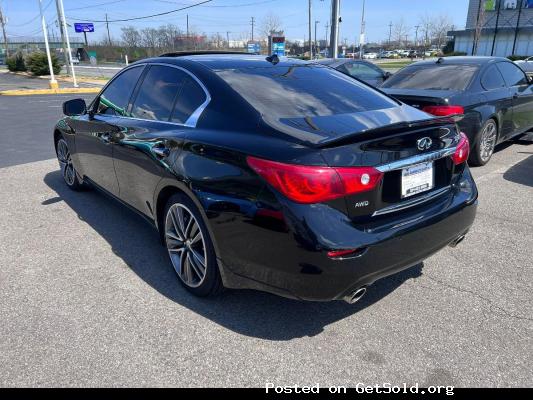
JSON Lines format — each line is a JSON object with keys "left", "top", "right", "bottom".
{"left": 260, "top": 12, "right": 283, "bottom": 38}
{"left": 393, "top": 19, "right": 409, "bottom": 47}
{"left": 431, "top": 14, "right": 452, "bottom": 48}
{"left": 473, "top": 4, "right": 486, "bottom": 55}
{"left": 141, "top": 28, "right": 159, "bottom": 56}
{"left": 419, "top": 13, "right": 433, "bottom": 49}
{"left": 121, "top": 26, "right": 141, "bottom": 48}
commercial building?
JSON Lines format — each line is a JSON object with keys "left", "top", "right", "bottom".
{"left": 450, "top": 0, "right": 533, "bottom": 56}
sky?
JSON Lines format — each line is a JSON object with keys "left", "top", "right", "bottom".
{"left": 1, "top": 0, "right": 470, "bottom": 45}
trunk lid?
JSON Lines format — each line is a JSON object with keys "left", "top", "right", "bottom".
{"left": 319, "top": 118, "right": 461, "bottom": 220}
{"left": 381, "top": 88, "right": 460, "bottom": 110}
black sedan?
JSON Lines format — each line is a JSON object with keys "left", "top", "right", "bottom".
{"left": 381, "top": 57, "right": 533, "bottom": 166}
{"left": 54, "top": 54, "right": 477, "bottom": 303}
{"left": 317, "top": 58, "right": 391, "bottom": 87}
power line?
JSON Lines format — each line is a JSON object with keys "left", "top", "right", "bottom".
{"left": 68, "top": 0, "right": 214, "bottom": 23}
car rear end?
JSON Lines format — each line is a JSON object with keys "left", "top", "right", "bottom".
{"left": 213, "top": 60, "right": 478, "bottom": 302}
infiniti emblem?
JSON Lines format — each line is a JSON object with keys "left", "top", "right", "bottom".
{"left": 417, "top": 137, "right": 433, "bottom": 151}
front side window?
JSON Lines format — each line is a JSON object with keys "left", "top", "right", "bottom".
{"left": 97, "top": 66, "right": 143, "bottom": 116}
{"left": 382, "top": 64, "right": 479, "bottom": 91}
{"left": 131, "top": 65, "right": 187, "bottom": 121}
{"left": 496, "top": 62, "right": 529, "bottom": 87}
{"left": 216, "top": 65, "right": 397, "bottom": 118}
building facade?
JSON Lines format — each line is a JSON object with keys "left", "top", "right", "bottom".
{"left": 450, "top": 0, "right": 533, "bottom": 56}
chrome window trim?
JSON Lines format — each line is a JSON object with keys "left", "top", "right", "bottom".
{"left": 376, "top": 147, "right": 457, "bottom": 173}
{"left": 373, "top": 186, "right": 451, "bottom": 217}
{"left": 96, "top": 62, "right": 211, "bottom": 129}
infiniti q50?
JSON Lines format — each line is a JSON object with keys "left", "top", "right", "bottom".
{"left": 54, "top": 53, "right": 478, "bottom": 304}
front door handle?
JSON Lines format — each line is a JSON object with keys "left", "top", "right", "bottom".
{"left": 152, "top": 145, "right": 170, "bottom": 159}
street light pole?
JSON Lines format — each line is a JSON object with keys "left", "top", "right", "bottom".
{"left": 314, "top": 20, "right": 319, "bottom": 58}
{"left": 329, "top": 0, "right": 340, "bottom": 58}
{"left": 308, "top": 0, "right": 313, "bottom": 59}
{"left": 38, "top": 0, "right": 58, "bottom": 89}
{"left": 359, "top": 0, "right": 366, "bottom": 60}
{"left": 57, "top": 0, "right": 78, "bottom": 87}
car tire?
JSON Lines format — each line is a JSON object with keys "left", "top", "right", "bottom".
{"left": 163, "top": 193, "right": 224, "bottom": 297}
{"left": 469, "top": 119, "right": 498, "bottom": 167}
{"left": 56, "top": 137, "right": 85, "bottom": 191}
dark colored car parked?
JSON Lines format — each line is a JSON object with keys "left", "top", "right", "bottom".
{"left": 317, "top": 58, "right": 391, "bottom": 87}
{"left": 54, "top": 54, "right": 478, "bottom": 304}
{"left": 381, "top": 57, "right": 533, "bottom": 166}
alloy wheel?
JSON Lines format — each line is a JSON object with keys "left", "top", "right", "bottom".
{"left": 165, "top": 203, "right": 207, "bottom": 288}
{"left": 479, "top": 121, "right": 497, "bottom": 163}
{"left": 57, "top": 139, "right": 76, "bottom": 186}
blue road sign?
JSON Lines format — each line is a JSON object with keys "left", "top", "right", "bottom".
{"left": 74, "top": 23, "right": 95, "bottom": 33}
{"left": 247, "top": 42, "right": 261, "bottom": 54}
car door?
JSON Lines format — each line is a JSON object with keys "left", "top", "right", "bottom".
{"left": 496, "top": 61, "right": 533, "bottom": 137}
{"left": 112, "top": 64, "right": 209, "bottom": 217}
{"left": 71, "top": 65, "right": 145, "bottom": 195}
{"left": 480, "top": 64, "right": 514, "bottom": 138}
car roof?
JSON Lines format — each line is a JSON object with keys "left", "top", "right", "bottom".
{"left": 142, "top": 54, "right": 312, "bottom": 70}
{"left": 409, "top": 56, "right": 510, "bottom": 67}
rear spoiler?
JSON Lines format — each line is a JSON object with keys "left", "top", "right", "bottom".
{"left": 316, "top": 116, "right": 462, "bottom": 149}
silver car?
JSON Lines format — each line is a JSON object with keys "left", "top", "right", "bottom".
{"left": 515, "top": 56, "right": 533, "bottom": 75}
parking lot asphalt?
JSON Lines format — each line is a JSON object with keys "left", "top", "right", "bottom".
{"left": 0, "top": 95, "right": 532, "bottom": 388}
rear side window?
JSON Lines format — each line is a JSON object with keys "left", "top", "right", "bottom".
{"left": 172, "top": 75, "right": 207, "bottom": 124}
{"left": 131, "top": 65, "right": 186, "bottom": 121}
{"left": 216, "top": 65, "right": 397, "bottom": 118}
{"left": 97, "top": 66, "right": 143, "bottom": 116}
{"left": 496, "top": 62, "right": 529, "bottom": 87}
{"left": 481, "top": 65, "right": 506, "bottom": 90}
{"left": 382, "top": 64, "right": 479, "bottom": 91}
{"left": 341, "top": 62, "right": 383, "bottom": 80}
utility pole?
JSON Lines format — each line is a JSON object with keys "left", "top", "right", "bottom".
{"left": 414, "top": 25, "right": 420, "bottom": 48}
{"left": 314, "top": 20, "right": 319, "bottom": 57}
{"left": 388, "top": 21, "right": 392, "bottom": 47}
{"left": 251, "top": 17, "right": 255, "bottom": 41}
{"left": 359, "top": 0, "right": 366, "bottom": 60}
{"left": 308, "top": 0, "right": 313, "bottom": 59}
{"left": 329, "top": 0, "right": 340, "bottom": 58}
{"left": 325, "top": 21, "right": 330, "bottom": 50}
{"left": 57, "top": 0, "right": 78, "bottom": 87}
{"left": 38, "top": 0, "right": 58, "bottom": 89}
{"left": 226, "top": 31, "right": 230, "bottom": 49}
{"left": 0, "top": 3, "right": 8, "bottom": 59}
{"left": 55, "top": 0, "right": 69, "bottom": 74}
{"left": 105, "top": 13, "right": 112, "bottom": 46}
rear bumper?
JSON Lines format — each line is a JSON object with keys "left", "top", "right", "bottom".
{"left": 213, "top": 169, "right": 478, "bottom": 302}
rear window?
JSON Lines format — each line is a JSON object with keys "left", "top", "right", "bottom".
{"left": 216, "top": 65, "right": 398, "bottom": 118}
{"left": 382, "top": 64, "right": 479, "bottom": 91}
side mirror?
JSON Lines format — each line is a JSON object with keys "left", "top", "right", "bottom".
{"left": 63, "top": 98, "right": 87, "bottom": 116}
{"left": 383, "top": 71, "right": 392, "bottom": 80}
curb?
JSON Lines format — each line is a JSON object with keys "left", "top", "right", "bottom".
{"left": 0, "top": 88, "right": 101, "bottom": 96}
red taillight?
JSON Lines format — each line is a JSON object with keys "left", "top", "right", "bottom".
{"left": 422, "top": 105, "right": 464, "bottom": 117}
{"left": 453, "top": 132, "right": 470, "bottom": 165}
{"left": 327, "top": 249, "right": 359, "bottom": 259}
{"left": 246, "top": 156, "right": 383, "bottom": 204}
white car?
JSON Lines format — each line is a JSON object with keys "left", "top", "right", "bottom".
{"left": 515, "top": 56, "right": 533, "bottom": 75}
{"left": 363, "top": 52, "right": 378, "bottom": 59}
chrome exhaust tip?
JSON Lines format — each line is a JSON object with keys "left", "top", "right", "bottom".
{"left": 343, "top": 287, "right": 367, "bottom": 304}
{"left": 449, "top": 235, "right": 466, "bottom": 248}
